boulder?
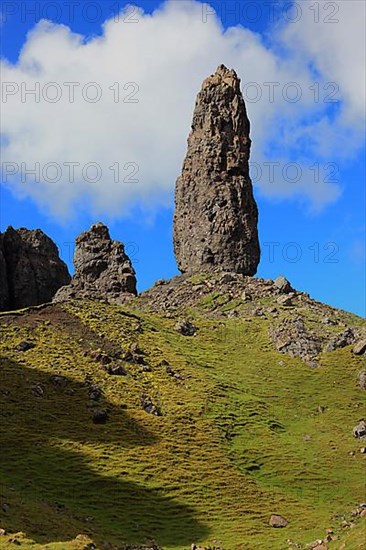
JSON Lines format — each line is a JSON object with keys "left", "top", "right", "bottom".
{"left": 324, "top": 328, "right": 355, "bottom": 352}
{"left": 357, "top": 371, "right": 366, "bottom": 390}
{"left": 54, "top": 223, "right": 137, "bottom": 304}
{"left": 173, "top": 65, "right": 260, "bottom": 275}
{"left": 353, "top": 420, "right": 366, "bottom": 439}
{"left": 175, "top": 319, "right": 197, "bottom": 336}
{"left": 353, "top": 339, "right": 366, "bottom": 355}
{"left": 141, "top": 395, "right": 161, "bottom": 416}
{"left": 269, "top": 514, "right": 288, "bottom": 528}
{"left": 15, "top": 340, "right": 36, "bottom": 352}
{"left": 0, "top": 226, "right": 70, "bottom": 311}
{"left": 274, "top": 275, "right": 292, "bottom": 293}
{"left": 92, "top": 410, "right": 109, "bottom": 424}
{"left": 277, "top": 295, "right": 293, "bottom": 307}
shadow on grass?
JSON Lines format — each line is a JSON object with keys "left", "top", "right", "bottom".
{"left": 0, "top": 357, "right": 209, "bottom": 547}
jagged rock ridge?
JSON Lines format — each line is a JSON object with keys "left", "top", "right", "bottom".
{"left": 0, "top": 227, "right": 70, "bottom": 311}
{"left": 54, "top": 222, "right": 137, "bottom": 304}
{"left": 173, "top": 64, "right": 260, "bottom": 275}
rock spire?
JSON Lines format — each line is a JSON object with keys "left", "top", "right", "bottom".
{"left": 54, "top": 222, "right": 137, "bottom": 304}
{"left": 173, "top": 64, "right": 260, "bottom": 275}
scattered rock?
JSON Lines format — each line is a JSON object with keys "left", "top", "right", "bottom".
{"left": 219, "top": 273, "right": 237, "bottom": 284}
{"left": 324, "top": 328, "right": 355, "bottom": 352}
{"left": 130, "top": 343, "right": 143, "bottom": 355}
{"left": 269, "top": 514, "right": 288, "bottom": 528}
{"left": 241, "top": 291, "right": 252, "bottom": 301}
{"left": 269, "top": 318, "right": 321, "bottom": 365}
{"left": 88, "top": 385, "right": 102, "bottom": 401}
{"left": 322, "top": 317, "right": 337, "bottom": 326}
{"left": 175, "top": 319, "right": 197, "bottom": 336}
{"left": 352, "top": 339, "right": 366, "bottom": 355}
{"left": 0, "top": 528, "right": 6, "bottom": 536}
{"left": 106, "top": 365, "right": 128, "bottom": 376}
{"left": 165, "top": 366, "right": 185, "bottom": 381}
{"left": 99, "top": 354, "right": 112, "bottom": 366}
{"left": 141, "top": 395, "right": 161, "bottom": 416}
{"left": 274, "top": 275, "right": 293, "bottom": 294}
{"left": 15, "top": 340, "right": 36, "bottom": 352}
{"left": 357, "top": 371, "right": 366, "bottom": 390}
{"left": 140, "top": 364, "right": 152, "bottom": 373}
{"left": 31, "top": 384, "right": 44, "bottom": 397}
{"left": 54, "top": 223, "right": 136, "bottom": 304}
{"left": 360, "top": 447, "right": 366, "bottom": 454}
{"left": 92, "top": 410, "right": 109, "bottom": 424}
{"left": 173, "top": 65, "right": 260, "bottom": 276}
{"left": 353, "top": 420, "right": 366, "bottom": 439}
{"left": 0, "top": 226, "right": 70, "bottom": 311}
{"left": 277, "top": 295, "right": 293, "bottom": 307}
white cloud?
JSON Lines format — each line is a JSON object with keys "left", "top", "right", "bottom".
{"left": 1, "top": 0, "right": 365, "bottom": 219}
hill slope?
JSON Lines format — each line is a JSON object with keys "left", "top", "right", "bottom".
{"left": 0, "top": 274, "right": 365, "bottom": 549}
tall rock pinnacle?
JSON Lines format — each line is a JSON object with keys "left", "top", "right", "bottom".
{"left": 173, "top": 64, "right": 260, "bottom": 275}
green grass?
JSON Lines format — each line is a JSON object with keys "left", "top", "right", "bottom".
{"left": 0, "top": 296, "right": 365, "bottom": 549}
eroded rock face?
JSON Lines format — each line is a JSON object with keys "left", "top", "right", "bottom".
{"left": 0, "top": 226, "right": 70, "bottom": 311}
{"left": 0, "top": 235, "right": 9, "bottom": 310}
{"left": 173, "top": 64, "right": 260, "bottom": 275}
{"left": 54, "top": 223, "right": 137, "bottom": 304}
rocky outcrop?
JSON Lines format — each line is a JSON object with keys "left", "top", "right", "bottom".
{"left": 54, "top": 223, "right": 137, "bottom": 304}
{"left": 0, "top": 235, "right": 9, "bottom": 310}
{"left": 173, "top": 64, "right": 260, "bottom": 276}
{"left": 0, "top": 226, "right": 70, "bottom": 311}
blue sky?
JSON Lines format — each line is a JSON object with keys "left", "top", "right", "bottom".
{"left": 1, "top": 0, "right": 365, "bottom": 316}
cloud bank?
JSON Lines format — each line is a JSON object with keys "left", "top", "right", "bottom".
{"left": 1, "top": 0, "right": 365, "bottom": 219}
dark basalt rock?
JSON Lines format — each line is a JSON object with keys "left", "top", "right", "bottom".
{"left": 0, "top": 226, "right": 71, "bottom": 311}
{"left": 0, "top": 227, "right": 70, "bottom": 311}
{"left": 54, "top": 222, "right": 137, "bottom": 304}
{"left": 92, "top": 409, "right": 109, "bottom": 424}
{"left": 173, "top": 64, "right": 260, "bottom": 276}
{"left": 0, "top": 235, "right": 9, "bottom": 310}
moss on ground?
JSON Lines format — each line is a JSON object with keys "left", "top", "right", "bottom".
{"left": 0, "top": 298, "right": 365, "bottom": 549}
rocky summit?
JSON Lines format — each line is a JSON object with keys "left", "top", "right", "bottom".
{"left": 0, "top": 226, "right": 70, "bottom": 311}
{"left": 173, "top": 64, "right": 260, "bottom": 276}
{"left": 54, "top": 222, "right": 137, "bottom": 304}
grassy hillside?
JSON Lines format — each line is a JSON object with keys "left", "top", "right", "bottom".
{"left": 0, "top": 277, "right": 365, "bottom": 549}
